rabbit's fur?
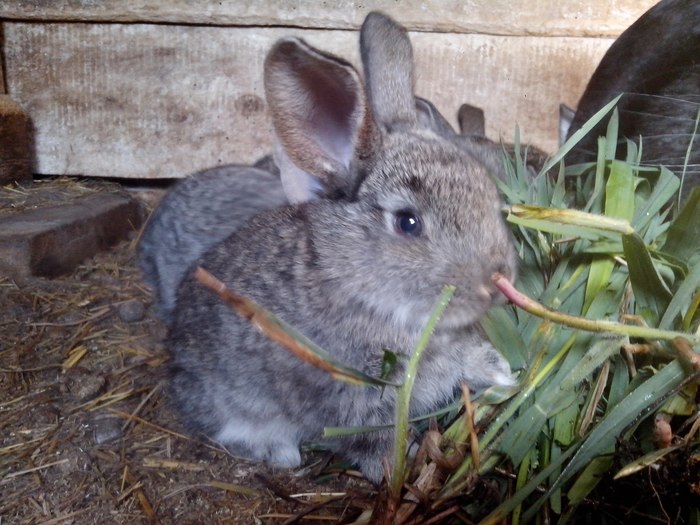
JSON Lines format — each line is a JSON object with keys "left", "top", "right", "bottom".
{"left": 138, "top": 165, "right": 287, "bottom": 324}
{"left": 139, "top": 101, "right": 462, "bottom": 326}
{"left": 167, "top": 11, "right": 517, "bottom": 484}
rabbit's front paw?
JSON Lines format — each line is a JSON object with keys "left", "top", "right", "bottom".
{"left": 217, "top": 419, "right": 302, "bottom": 468}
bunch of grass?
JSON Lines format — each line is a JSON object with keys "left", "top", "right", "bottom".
{"left": 436, "top": 99, "right": 700, "bottom": 524}
{"left": 199, "top": 97, "right": 700, "bottom": 523}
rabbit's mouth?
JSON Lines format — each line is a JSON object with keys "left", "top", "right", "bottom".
{"left": 435, "top": 284, "right": 502, "bottom": 328}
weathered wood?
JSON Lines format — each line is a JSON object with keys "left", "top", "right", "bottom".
{"left": 0, "top": 95, "right": 32, "bottom": 184}
{"left": 0, "top": 0, "right": 657, "bottom": 37}
{"left": 0, "top": 192, "right": 143, "bottom": 278}
{"left": 3, "top": 22, "right": 613, "bottom": 179}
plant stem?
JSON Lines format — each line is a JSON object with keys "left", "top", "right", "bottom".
{"left": 493, "top": 274, "right": 700, "bottom": 346}
{"left": 389, "top": 285, "right": 455, "bottom": 499}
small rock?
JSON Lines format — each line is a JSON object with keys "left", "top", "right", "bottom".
{"left": 66, "top": 371, "right": 106, "bottom": 402}
{"left": 92, "top": 415, "right": 123, "bottom": 445}
{"left": 118, "top": 299, "right": 146, "bottom": 323}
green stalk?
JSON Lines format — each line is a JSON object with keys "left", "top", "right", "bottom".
{"left": 389, "top": 285, "right": 455, "bottom": 499}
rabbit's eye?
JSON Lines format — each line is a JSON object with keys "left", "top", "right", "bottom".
{"left": 394, "top": 210, "right": 423, "bottom": 237}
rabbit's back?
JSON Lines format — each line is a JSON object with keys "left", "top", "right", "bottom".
{"left": 138, "top": 165, "right": 287, "bottom": 323}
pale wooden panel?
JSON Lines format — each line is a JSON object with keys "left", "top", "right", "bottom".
{"left": 3, "top": 22, "right": 612, "bottom": 179}
{"left": 0, "top": 0, "right": 657, "bottom": 37}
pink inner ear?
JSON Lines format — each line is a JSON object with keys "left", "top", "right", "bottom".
{"left": 303, "top": 69, "right": 358, "bottom": 169}
{"left": 265, "top": 38, "right": 376, "bottom": 190}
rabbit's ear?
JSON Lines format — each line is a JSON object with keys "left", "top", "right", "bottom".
{"left": 415, "top": 97, "right": 456, "bottom": 138}
{"left": 272, "top": 136, "right": 324, "bottom": 204}
{"left": 360, "top": 12, "right": 417, "bottom": 130}
{"left": 265, "top": 38, "right": 380, "bottom": 201}
{"left": 558, "top": 103, "right": 575, "bottom": 146}
{"left": 458, "top": 103, "right": 486, "bottom": 137}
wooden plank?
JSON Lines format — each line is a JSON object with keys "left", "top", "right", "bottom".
{"left": 3, "top": 22, "right": 613, "bottom": 179}
{"left": 0, "top": 22, "right": 4, "bottom": 93}
{"left": 0, "top": 95, "right": 32, "bottom": 184}
{"left": 0, "top": 192, "right": 142, "bottom": 278}
{"left": 0, "top": 0, "right": 657, "bottom": 37}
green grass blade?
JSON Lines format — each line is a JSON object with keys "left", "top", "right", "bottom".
{"left": 539, "top": 95, "right": 622, "bottom": 176}
{"left": 604, "top": 108, "right": 620, "bottom": 160}
{"left": 605, "top": 160, "right": 635, "bottom": 221}
{"left": 481, "top": 306, "right": 528, "bottom": 370}
{"left": 522, "top": 359, "right": 689, "bottom": 520}
{"left": 632, "top": 166, "right": 680, "bottom": 233}
{"left": 663, "top": 186, "right": 700, "bottom": 263}
{"left": 565, "top": 456, "right": 614, "bottom": 506}
{"left": 477, "top": 445, "right": 579, "bottom": 525}
{"left": 389, "top": 285, "right": 455, "bottom": 498}
{"left": 622, "top": 233, "right": 673, "bottom": 324}
{"left": 659, "top": 263, "right": 700, "bottom": 330}
{"left": 678, "top": 107, "right": 700, "bottom": 206}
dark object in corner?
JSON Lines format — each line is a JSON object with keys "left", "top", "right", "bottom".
{"left": 566, "top": 0, "right": 700, "bottom": 190}
{"left": 0, "top": 95, "right": 33, "bottom": 185}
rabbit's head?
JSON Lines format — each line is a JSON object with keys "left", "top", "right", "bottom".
{"left": 265, "top": 12, "right": 516, "bottom": 333}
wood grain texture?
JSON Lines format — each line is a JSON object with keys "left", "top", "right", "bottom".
{"left": 0, "top": 0, "right": 657, "bottom": 37}
{"left": 3, "top": 22, "right": 614, "bottom": 178}
{"left": 0, "top": 95, "right": 32, "bottom": 184}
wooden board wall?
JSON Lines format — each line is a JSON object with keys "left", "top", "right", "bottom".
{"left": 0, "top": 1, "right": 658, "bottom": 179}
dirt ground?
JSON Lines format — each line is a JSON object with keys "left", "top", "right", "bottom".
{"left": 0, "top": 178, "right": 373, "bottom": 525}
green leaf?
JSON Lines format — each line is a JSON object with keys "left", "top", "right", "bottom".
{"left": 524, "top": 359, "right": 688, "bottom": 520}
{"left": 481, "top": 307, "right": 528, "bottom": 370}
{"left": 477, "top": 445, "right": 578, "bottom": 525}
{"left": 663, "top": 186, "right": 700, "bottom": 263}
{"left": 678, "top": 107, "right": 700, "bottom": 204}
{"left": 604, "top": 108, "right": 620, "bottom": 160}
{"left": 583, "top": 257, "right": 615, "bottom": 314}
{"left": 622, "top": 233, "right": 673, "bottom": 324}
{"left": 566, "top": 456, "right": 614, "bottom": 505}
{"left": 539, "top": 95, "right": 622, "bottom": 176}
{"left": 581, "top": 161, "right": 634, "bottom": 313}
{"left": 606, "top": 355, "right": 630, "bottom": 412}
{"left": 613, "top": 445, "right": 685, "bottom": 479}
{"left": 605, "top": 160, "right": 635, "bottom": 221}
{"left": 632, "top": 166, "right": 680, "bottom": 233}
{"left": 558, "top": 337, "right": 625, "bottom": 392}
{"left": 380, "top": 349, "right": 399, "bottom": 381}
{"left": 498, "top": 402, "right": 549, "bottom": 466}
{"left": 390, "top": 284, "right": 455, "bottom": 498}
{"left": 566, "top": 451, "right": 613, "bottom": 507}
{"left": 552, "top": 400, "right": 580, "bottom": 448}
{"left": 659, "top": 262, "right": 700, "bottom": 330}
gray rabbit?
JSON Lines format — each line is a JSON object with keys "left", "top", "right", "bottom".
{"left": 139, "top": 102, "right": 463, "bottom": 326}
{"left": 166, "top": 12, "right": 517, "bottom": 484}
{"left": 138, "top": 163, "right": 288, "bottom": 325}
